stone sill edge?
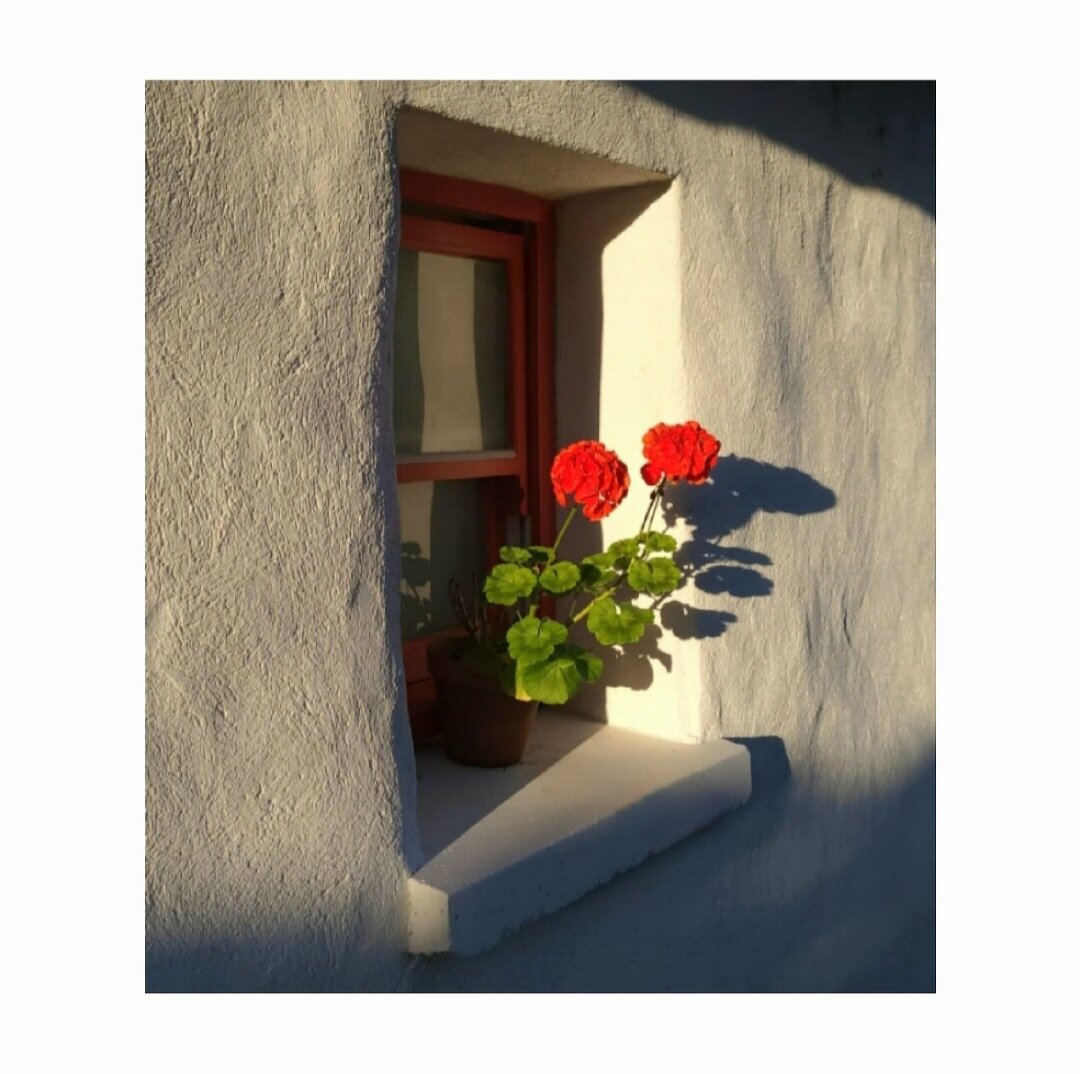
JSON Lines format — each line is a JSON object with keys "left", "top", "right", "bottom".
{"left": 406, "top": 735, "right": 751, "bottom": 956}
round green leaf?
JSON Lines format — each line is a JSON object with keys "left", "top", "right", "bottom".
{"left": 519, "top": 642, "right": 604, "bottom": 703}
{"left": 520, "top": 654, "right": 582, "bottom": 705}
{"left": 539, "top": 561, "right": 581, "bottom": 595}
{"left": 607, "top": 537, "right": 640, "bottom": 559}
{"left": 582, "top": 551, "right": 617, "bottom": 570}
{"left": 642, "top": 532, "right": 677, "bottom": 554}
{"left": 580, "top": 563, "right": 618, "bottom": 592}
{"left": 499, "top": 545, "right": 533, "bottom": 566}
{"left": 483, "top": 563, "right": 537, "bottom": 605}
{"left": 627, "top": 556, "right": 682, "bottom": 596}
{"left": 562, "top": 641, "right": 603, "bottom": 684}
{"left": 585, "top": 597, "right": 654, "bottom": 646}
{"left": 506, "top": 617, "right": 568, "bottom": 664}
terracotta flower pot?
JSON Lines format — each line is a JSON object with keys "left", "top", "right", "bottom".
{"left": 427, "top": 637, "right": 538, "bottom": 767}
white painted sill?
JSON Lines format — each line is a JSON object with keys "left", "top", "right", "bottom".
{"left": 407, "top": 709, "right": 751, "bottom": 955}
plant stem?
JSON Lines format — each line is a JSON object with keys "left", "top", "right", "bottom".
{"left": 551, "top": 505, "right": 578, "bottom": 557}
{"left": 568, "top": 479, "right": 668, "bottom": 626}
{"left": 641, "top": 478, "right": 666, "bottom": 534}
{"left": 524, "top": 505, "right": 578, "bottom": 621}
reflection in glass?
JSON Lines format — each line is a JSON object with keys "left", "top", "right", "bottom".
{"left": 398, "top": 480, "right": 486, "bottom": 639}
{"left": 393, "top": 249, "right": 508, "bottom": 455}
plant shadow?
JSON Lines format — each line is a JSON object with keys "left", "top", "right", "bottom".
{"left": 400, "top": 540, "right": 434, "bottom": 636}
{"left": 661, "top": 453, "right": 838, "bottom": 624}
{"left": 573, "top": 455, "right": 837, "bottom": 697}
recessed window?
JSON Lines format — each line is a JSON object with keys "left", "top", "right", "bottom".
{"left": 393, "top": 170, "right": 555, "bottom": 744}
{"left": 390, "top": 130, "right": 746, "bottom": 960}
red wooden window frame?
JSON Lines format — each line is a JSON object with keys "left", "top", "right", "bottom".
{"left": 396, "top": 169, "right": 555, "bottom": 745}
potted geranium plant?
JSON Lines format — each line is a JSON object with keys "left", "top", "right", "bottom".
{"left": 428, "top": 421, "right": 722, "bottom": 766}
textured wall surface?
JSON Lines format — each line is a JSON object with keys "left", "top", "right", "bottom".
{"left": 146, "top": 80, "right": 934, "bottom": 991}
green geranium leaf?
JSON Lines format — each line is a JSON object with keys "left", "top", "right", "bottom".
{"left": 642, "top": 532, "right": 677, "bottom": 554}
{"left": 585, "top": 597, "right": 654, "bottom": 646}
{"left": 506, "top": 617, "right": 568, "bottom": 664}
{"left": 539, "top": 561, "right": 581, "bottom": 594}
{"left": 580, "top": 563, "right": 618, "bottom": 592}
{"left": 520, "top": 656, "right": 580, "bottom": 705}
{"left": 627, "top": 556, "right": 682, "bottom": 596}
{"left": 562, "top": 641, "right": 603, "bottom": 684}
{"left": 582, "top": 551, "right": 617, "bottom": 570}
{"left": 499, "top": 545, "right": 533, "bottom": 566}
{"left": 528, "top": 545, "right": 555, "bottom": 564}
{"left": 498, "top": 657, "right": 533, "bottom": 700}
{"left": 519, "top": 642, "right": 598, "bottom": 704}
{"left": 607, "top": 537, "right": 640, "bottom": 559}
{"left": 483, "top": 564, "right": 537, "bottom": 605}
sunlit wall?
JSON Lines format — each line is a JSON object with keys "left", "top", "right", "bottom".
{"left": 146, "top": 80, "right": 934, "bottom": 992}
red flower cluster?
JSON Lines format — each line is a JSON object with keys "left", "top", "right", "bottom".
{"left": 550, "top": 440, "right": 630, "bottom": 521}
{"left": 641, "top": 421, "right": 721, "bottom": 486}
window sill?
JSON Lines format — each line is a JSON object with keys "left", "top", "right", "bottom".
{"left": 406, "top": 710, "right": 752, "bottom": 955}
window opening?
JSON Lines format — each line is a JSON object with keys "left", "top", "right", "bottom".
{"left": 394, "top": 170, "right": 555, "bottom": 745}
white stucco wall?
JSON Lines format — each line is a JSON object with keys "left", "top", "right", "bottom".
{"left": 146, "top": 80, "right": 934, "bottom": 991}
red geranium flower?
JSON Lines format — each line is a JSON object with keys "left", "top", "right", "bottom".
{"left": 641, "top": 421, "right": 721, "bottom": 485}
{"left": 550, "top": 440, "right": 630, "bottom": 521}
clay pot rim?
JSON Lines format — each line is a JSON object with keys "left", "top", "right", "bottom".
{"left": 427, "top": 635, "right": 508, "bottom": 695}
{"left": 427, "top": 636, "right": 539, "bottom": 766}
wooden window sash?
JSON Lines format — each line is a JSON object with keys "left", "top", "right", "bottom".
{"left": 396, "top": 171, "right": 555, "bottom": 745}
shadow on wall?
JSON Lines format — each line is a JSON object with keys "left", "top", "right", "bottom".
{"left": 400, "top": 540, "right": 432, "bottom": 636}
{"left": 146, "top": 736, "right": 788, "bottom": 992}
{"left": 659, "top": 455, "right": 838, "bottom": 640}
{"left": 567, "top": 456, "right": 838, "bottom": 698}
{"left": 623, "top": 81, "right": 935, "bottom": 218}
{"left": 146, "top": 735, "right": 934, "bottom": 992}
{"left": 407, "top": 741, "right": 935, "bottom": 993}
{"left": 555, "top": 182, "right": 839, "bottom": 704}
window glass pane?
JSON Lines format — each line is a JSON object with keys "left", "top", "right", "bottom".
{"left": 393, "top": 249, "right": 508, "bottom": 454}
{"left": 398, "top": 480, "right": 486, "bottom": 639}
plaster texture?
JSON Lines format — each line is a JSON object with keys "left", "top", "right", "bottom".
{"left": 146, "top": 80, "right": 935, "bottom": 991}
